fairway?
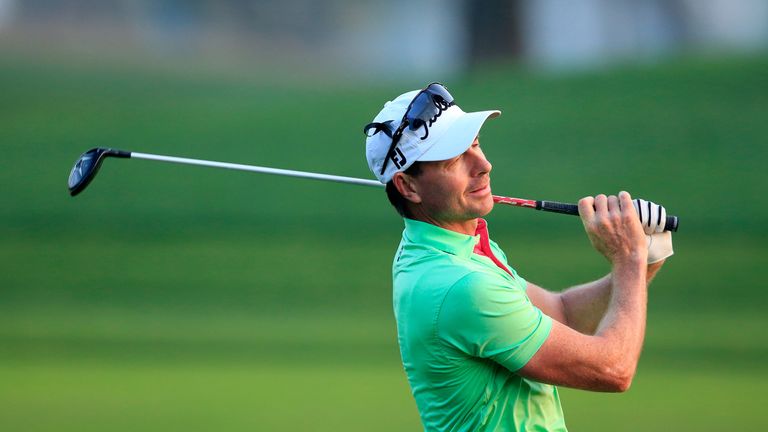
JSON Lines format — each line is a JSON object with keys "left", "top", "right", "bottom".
{"left": 1, "top": 54, "right": 767, "bottom": 430}
{"left": 1, "top": 309, "right": 766, "bottom": 431}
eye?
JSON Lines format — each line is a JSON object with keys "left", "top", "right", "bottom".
{"left": 444, "top": 155, "right": 461, "bottom": 168}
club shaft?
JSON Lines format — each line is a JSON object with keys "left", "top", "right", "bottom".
{"left": 130, "top": 152, "right": 385, "bottom": 188}
{"left": 127, "top": 150, "right": 677, "bottom": 231}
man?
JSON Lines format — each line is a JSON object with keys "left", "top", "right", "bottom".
{"left": 364, "top": 83, "right": 673, "bottom": 431}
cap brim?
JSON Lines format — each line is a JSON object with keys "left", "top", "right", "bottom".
{"left": 416, "top": 110, "right": 500, "bottom": 162}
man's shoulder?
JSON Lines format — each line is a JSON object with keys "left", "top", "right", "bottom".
{"left": 441, "top": 271, "right": 525, "bottom": 310}
{"left": 395, "top": 234, "right": 466, "bottom": 271}
{"left": 394, "top": 247, "right": 475, "bottom": 293}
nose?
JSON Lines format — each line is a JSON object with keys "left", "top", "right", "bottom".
{"left": 471, "top": 146, "right": 492, "bottom": 176}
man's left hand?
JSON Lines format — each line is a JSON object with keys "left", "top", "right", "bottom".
{"left": 646, "top": 231, "right": 673, "bottom": 264}
{"left": 633, "top": 198, "right": 674, "bottom": 264}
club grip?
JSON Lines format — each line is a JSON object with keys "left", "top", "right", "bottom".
{"left": 538, "top": 200, "right": 679, "bottom": 232}
{"left": 538, "top": 200, "right": 579, "bottom": 215}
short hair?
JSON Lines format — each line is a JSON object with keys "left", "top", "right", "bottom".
{"left": 385, "top": 162, "right": 423, "bottom": 218}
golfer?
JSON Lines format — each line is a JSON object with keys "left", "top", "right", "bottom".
{"left": 364, "top": 83, "right": 673, "bottom": 431}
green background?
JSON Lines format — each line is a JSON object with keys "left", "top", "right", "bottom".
{"left": 1, "top": 54, "right": 767, "bottom": 431}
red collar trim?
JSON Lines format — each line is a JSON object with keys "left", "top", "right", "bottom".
{"left": 472, "top": 219, "right": 513, "bottom": 277}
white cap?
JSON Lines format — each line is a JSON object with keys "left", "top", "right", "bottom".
{"left": 365, "top": 88, "right": 500, "bottom": 183}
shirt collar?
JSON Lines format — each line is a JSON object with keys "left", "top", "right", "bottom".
{"left": 403, "top": 218, "right": 481, "bottom": 259}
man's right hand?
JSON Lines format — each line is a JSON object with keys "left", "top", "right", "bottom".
{"left": 517, "top": 191, "right": 649, "bottom": 392}
{"left": 578, "top": 191, "right": 648, "bottom": 265}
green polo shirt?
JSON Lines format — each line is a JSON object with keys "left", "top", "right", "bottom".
{"left": 393, "top": 218, "right": 566, "bottom": 432}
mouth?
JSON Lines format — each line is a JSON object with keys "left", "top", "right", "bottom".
{"left": 469, "top": 183, "right": 491, "bottom": 195}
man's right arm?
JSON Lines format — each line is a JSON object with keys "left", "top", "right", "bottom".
{"left": 516, "top": 192, "right": 649, "bottom": 392}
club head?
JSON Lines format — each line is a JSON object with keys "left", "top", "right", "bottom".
{"left": 68, "top": 148, "right": 131, "bottom": 196}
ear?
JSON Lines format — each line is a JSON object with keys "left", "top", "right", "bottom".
{"left": 393, "top": 172, "right": 422, "bottom": 204}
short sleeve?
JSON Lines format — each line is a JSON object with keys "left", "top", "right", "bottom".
{"left": 436, "top": 271, "right": 552, "bottom": 372}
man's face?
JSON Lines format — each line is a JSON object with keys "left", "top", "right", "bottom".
{"left": 410, "top": 137, "right": 494, "bottom": 224}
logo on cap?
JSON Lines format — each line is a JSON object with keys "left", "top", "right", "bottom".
{"left": 389, "top": 148, "right": 407, "bottom": 169}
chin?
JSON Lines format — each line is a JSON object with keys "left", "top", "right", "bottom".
{"left": 478, "top": 202, "right": 494, "bottom": 217}
{"left": 469, "top": 195, "right": 495, "bottom": 218}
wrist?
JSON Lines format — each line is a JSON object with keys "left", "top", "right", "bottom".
{"left": 612, "top": 254, "right": 646, "bottom": 270}
{"left": 611, "top": 257, "right": 647, "bottom": 294}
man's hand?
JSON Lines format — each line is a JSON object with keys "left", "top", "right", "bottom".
{"left": 632, "top": 198, "right": 674, "bottom": 264}
{"left": 578, "top": 192, "right": 647, "bottom": 265}
{"left": 518, "top": 192, "right": 652, "bottom": 392}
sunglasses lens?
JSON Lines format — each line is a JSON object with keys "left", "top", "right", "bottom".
{"left": 404, "top": 83, "right": 454, "bottom": 131}
{"left": 405, "top": 93, "right": 434, "bottom": 130}
{"left": 425, "top": 83, "right": 453, "bottom": 104}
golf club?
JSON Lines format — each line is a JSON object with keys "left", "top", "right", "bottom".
{"left": 67, "top": 147, "right": 679, "bottom": 232}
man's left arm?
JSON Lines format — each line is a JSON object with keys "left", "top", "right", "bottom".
{"left": 527, "top": 261, "right": 665, "bottom": 335}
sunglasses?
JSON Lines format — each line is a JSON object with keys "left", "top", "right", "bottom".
{"left": 364, "top": 82, "right": 455, "bottom": 175}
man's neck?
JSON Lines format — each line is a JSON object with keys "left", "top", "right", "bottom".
{"left": 409, "top": 214, "right": 479, "bottom": 236}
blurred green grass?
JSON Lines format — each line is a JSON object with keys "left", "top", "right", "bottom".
{"left": 1, "top": 54, "right": 767, "bottom": 431}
